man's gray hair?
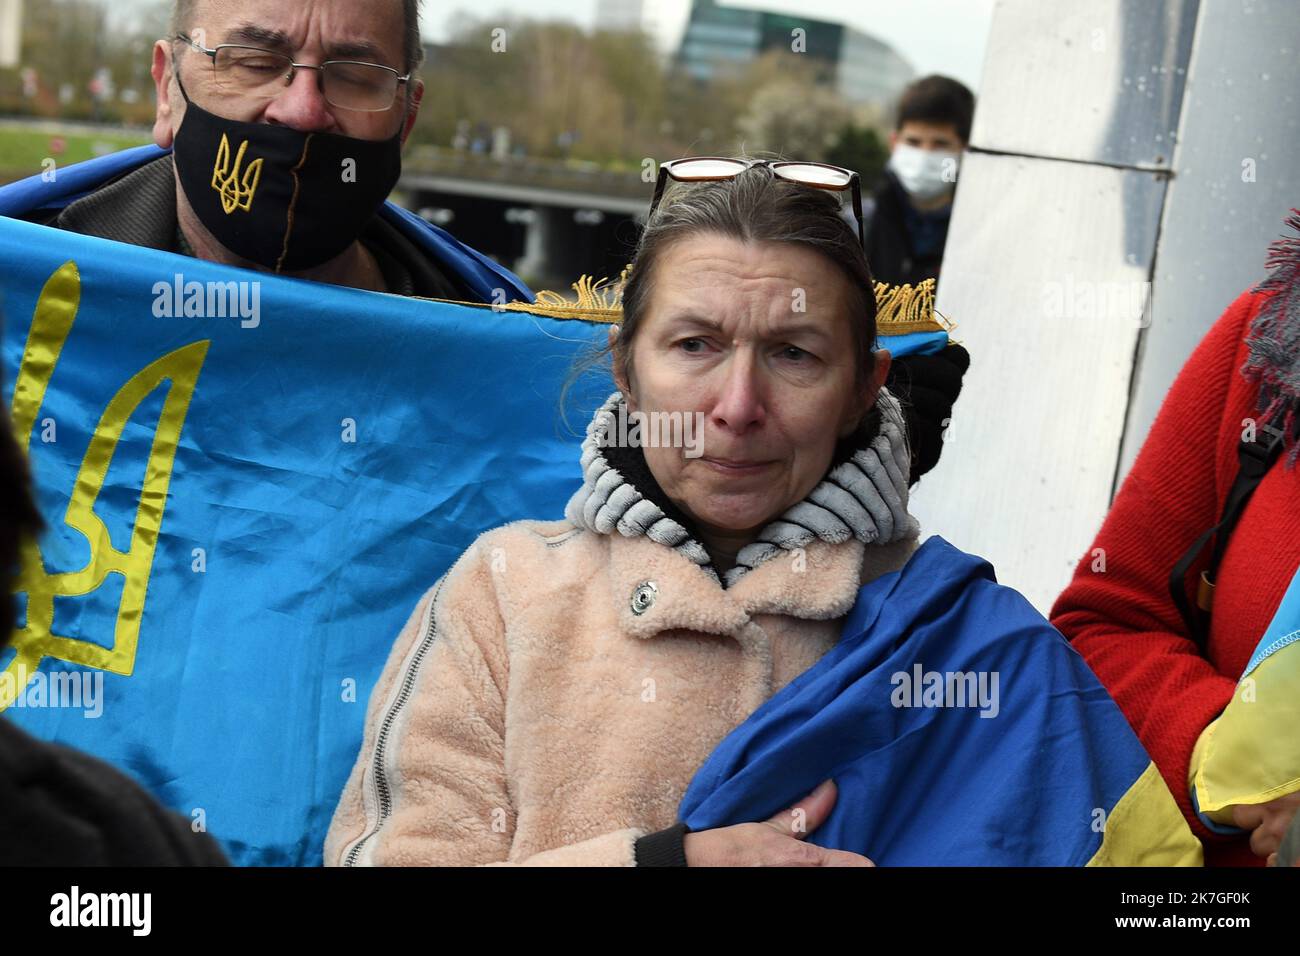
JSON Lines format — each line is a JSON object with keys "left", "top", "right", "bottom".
{"left": 168, "top": 0, "right": 425, "bottom": 73}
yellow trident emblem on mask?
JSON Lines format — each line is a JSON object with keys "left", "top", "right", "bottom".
{"left": 1, "top": 262, "right": 209, "bottom": 711}
{"left": 212, "top": 133, "right": 264, "bottom": 214}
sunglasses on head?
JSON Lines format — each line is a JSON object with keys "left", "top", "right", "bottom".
{"left": 648, "top": 157, "right": 865, "bottom": 248}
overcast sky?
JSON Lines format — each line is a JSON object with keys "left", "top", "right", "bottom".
{"left": 107, "top": 0, "right": 995, "bottom": 91}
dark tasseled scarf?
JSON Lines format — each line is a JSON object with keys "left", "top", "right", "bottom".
{"left": 1242, "top": 208, "right": 1300, "bottom": 466}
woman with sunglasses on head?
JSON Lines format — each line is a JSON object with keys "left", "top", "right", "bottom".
{"left": 325, "top": 159, "right": 1198, "bottom": 868}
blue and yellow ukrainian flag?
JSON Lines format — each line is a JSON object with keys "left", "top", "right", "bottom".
{"left": 680, "top": 537, "right": 1204, "bottom": 866}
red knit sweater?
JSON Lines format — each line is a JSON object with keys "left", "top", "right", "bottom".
{"left": 1051, "top": 287, "right": 1299, "bottom": 868}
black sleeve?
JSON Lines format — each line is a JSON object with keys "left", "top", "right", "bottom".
{"left": 45, "top": 740, "right": 230, "bottom": 865}
{"left": 885, "top": 343, "right": 971, "bottom": 485}
{"left": 634, "top": 821, "right": 691, "bottom": 867}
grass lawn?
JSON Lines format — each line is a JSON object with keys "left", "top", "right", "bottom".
{"left": 0, "top": 127, "right": 152, "bottom": 184}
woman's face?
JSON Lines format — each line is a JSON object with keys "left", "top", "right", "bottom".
{"left": 617, "top": 233, "right": 890, "bottom": 541}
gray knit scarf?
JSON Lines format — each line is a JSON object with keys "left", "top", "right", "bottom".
{"left": 564, "top": 388, "right": 919, "bottom": 587}
{"left": 1242, "top": 209, "right": 1300, "bottom": 465}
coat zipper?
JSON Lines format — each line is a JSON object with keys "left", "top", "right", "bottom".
{"left": 343, "top": 581, "right": 444, "bottom": 866}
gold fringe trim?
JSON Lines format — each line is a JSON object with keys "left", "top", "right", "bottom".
{"left": 502, "top": 264, "right": 632, "bottom": 325}
{"left": 429, "top": 264, "right": 952, "bottom": 335}
{"left": 871, "top": 278, "right": 953, "bottom": 335}
{"left": 533, "top": 265, "right": 631, "bottom": 312}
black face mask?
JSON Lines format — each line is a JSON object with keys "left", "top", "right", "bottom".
{"left": 171, "top": 74, "right": 403, "bottom": 273}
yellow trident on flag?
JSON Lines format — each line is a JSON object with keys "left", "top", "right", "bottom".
{"left": 212, "top": 133, "right": 264, "bottom": 215}
{"left": 1, "top": 262, "right": 209, "bottom": 711}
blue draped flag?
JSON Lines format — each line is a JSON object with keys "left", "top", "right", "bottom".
{"left": 679, "top": 537, "right": 1203, "bottom": 866}
{"left": 1, "top": 149, "right": 950, "bottom": 865}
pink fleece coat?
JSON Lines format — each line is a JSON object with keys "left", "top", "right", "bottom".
{"left": 324, "top": 519, "right": 918, "bottom": 866}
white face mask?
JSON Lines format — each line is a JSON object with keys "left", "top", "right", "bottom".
{"left": 888, "top": 143, "right": 960, "bottom": 202}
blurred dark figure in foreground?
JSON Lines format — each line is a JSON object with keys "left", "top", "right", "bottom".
{"left": 0, "top": 319, "right": 228, "bottom": 866}
{"left": 864, "top": 75, "right": 975, "bottom": 288}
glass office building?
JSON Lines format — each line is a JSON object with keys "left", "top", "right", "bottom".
{"left": 676, "top": 0, "right": 915, "bottom": 106}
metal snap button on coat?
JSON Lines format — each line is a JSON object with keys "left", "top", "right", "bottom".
{"left": 630, "top": 581, "right": 658, "bottom": 616}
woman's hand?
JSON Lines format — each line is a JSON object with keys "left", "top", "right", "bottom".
{"left": 682, "top": 779, "right": 875, "bottom": 867}
{"left": 1227, "top": 792, "right": 1300, "bottom": 864}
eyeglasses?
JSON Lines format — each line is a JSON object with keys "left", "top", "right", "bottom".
{"left": 175, "top": 34, "right": 411, "bottom": 113}
{"left": 648, "top": 157, "right": 866, "bottom": 247}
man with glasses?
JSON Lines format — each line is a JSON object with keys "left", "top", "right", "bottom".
{"left": 25, "top": 0, "right": 522, "bottom": 301}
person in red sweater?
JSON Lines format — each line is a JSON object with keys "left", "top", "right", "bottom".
{"left": 1051, "top": 212, "right": 1300, "bottom": 867}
